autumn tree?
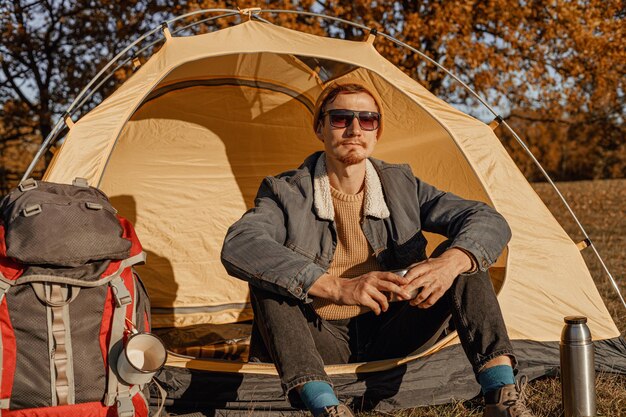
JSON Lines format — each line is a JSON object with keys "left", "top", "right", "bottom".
{"left": 299, "top": 0, "right": 625, "bottom": 180}
{"left": 0, "top": 0, "right": 178, "bottom": 194}
{"left": 1, "top": 0, "right": 624, "bottom": 195}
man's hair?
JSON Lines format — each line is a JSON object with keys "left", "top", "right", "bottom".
{"left": 316, "top": 84, "right": 375, "bottom": 130}
{"left": 312, "top": 78, "right": 384, "bottom": 138}
{"left": 320, "top": 84, "right": 372, "bottom": 120}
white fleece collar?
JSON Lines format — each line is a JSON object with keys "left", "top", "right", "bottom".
{"left": 313, "top": 153, "right": 390, "bottom": 221}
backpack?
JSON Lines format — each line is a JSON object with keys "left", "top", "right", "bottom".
{"left": 0, "top": 178, "right": 152, "bottom": 417}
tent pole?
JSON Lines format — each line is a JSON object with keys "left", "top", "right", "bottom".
{"left": 21, "top": 7, "right": 625, "bottom": 311}
{"left": 21, "top": 9, "right": 239, "bottom": 182}
{"left": 21, "top": 118, "right": 66, "bottom": 180}
{"left": 21, "top": 26, "right": 166, "bottom": 182}
{"left": 63, "top": 8, "right": 237, "bottom": 118}
{"left": 500, "top": 120, "right": 626, "bottom": 310}
{"left": 69, "top": 12, "right": 240, "bottom": 116}
{"left": 361, "top": 26, "right": 625, "bottom": 310}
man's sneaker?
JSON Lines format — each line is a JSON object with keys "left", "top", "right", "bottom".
{"left": 483, "top": 376, "right": 536, "bottom": 417}
{"left": 317, "top": 403, "right": 355, "bottom": 417}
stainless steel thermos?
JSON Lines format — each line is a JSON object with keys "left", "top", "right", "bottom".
{"left": 560, "top": 316, "right": 596, "bottom": 417}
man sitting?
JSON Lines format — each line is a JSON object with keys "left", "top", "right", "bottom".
{"left": 221, "top": 78, "right": 535, "bottom": 417}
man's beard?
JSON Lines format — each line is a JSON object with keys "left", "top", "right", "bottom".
{"left": 338, "top": 151, "right": 366, "bottom": 166}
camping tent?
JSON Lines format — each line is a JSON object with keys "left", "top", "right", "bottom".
{"left": 39, "top": 12, "right": 625, "bottom": 413}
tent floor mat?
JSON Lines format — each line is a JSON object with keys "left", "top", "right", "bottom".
{"left": 151, "top": 337, "right": 626, "bottom": 415}
{"left": 155, "top": 322, "right": 252, "bottom": 361}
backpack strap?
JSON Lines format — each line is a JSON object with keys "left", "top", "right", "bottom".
{"left": 104, "top": 262, "right": 143, "bottom": 417}
{"left": 0, "top": 280, "right": 11, "bottom": 303}
{"left": 31, "top": 283, "right": 80, "bottom": 307}
{"left": 45, "top": 284, "right": 76, "bottom": 405}
{"left": 104, "top": 278, "right": 132, "bottom": 415}
{"left": 0, "top": 281, "right": 11, "bottom": 414}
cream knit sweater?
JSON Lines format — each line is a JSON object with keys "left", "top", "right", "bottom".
{"left": 312, "top": 186, "right": 381, "bottom": 320}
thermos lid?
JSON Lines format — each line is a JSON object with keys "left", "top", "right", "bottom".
{"left": 564, "top": 316, "right": 587, "bottom": 324}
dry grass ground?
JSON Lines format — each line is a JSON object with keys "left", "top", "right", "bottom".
{"left": 534, "top": 179, "right": 626, "bottom": 332}
{"left": 359, "top": 179, "right": 626, "bottom": 417}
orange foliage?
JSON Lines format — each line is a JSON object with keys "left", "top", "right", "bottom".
{"left": 1, "top": 1, "right": 624, "bottom": 195}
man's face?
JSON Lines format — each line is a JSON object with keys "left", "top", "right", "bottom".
{"left": 315, "top": 91, "right": 379, "bottom": 167}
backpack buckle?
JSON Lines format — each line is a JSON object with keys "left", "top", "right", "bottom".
{"left": 22, "top": 204, "right": 42, "bottom": 217}
{"left": 18, "top": 178, "right": 38, "bottom": 192}
{"left": 85, "top": 202, "right": 103, "bottom": 210}
{"left": 72, "top": 177, "right": 89, "bottom": 188}
{"left": 115, "top": 394, "right": 135, "bottom": 417}
{"left": 110, "top": 278, "right": 132, "bottom": 308}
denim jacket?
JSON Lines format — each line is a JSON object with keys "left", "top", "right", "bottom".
{"left": 221, "top": 152, "right": 511, "bottom": 302}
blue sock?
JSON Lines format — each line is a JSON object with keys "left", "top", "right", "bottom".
{"left": 478, "top": 365, "right": 515, "bottom": 394}
{"left": 299, "top": 381, "right": 339, "bottom": 416}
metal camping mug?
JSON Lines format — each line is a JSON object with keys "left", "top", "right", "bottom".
{"left": 560, "top": 316, "right": 596, "bottom": 417}
{"left": 116, "top": 332, "right": 167, "bottom": 386}
{"left": 389, "top": 269, "right": 418, "bottom": 302}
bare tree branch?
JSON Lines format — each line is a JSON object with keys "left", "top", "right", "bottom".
{"left": 0, "top": 61, "right": 36, "bottom": 110}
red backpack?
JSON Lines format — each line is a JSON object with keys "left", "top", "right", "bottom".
{"left": 0, "top": 178, "right": 151, "bottom": 417}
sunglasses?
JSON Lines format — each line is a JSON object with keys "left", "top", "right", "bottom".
{"left": 321, "top": 109, "right": 381, "bottom": 131}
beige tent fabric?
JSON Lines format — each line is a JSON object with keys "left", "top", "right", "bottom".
{"left": 45, "top": 20, "right": 618, "bottom": 347}
{"left": 103, "top": 83, "right": 320, "bottom": 327}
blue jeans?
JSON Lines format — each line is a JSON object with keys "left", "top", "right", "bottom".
{"left": 249, "top": 243, "right": 515, "bottom": 396}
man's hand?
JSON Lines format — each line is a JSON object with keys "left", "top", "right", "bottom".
{"left": 402, "top": 248, "right": 473, "bottom": 309}
{"left": 308, "top": 271, "right": 412, "bottom": 315}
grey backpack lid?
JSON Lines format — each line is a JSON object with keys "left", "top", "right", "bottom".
{"left": 1, "top": 178, "right": 131, "bottom": 267}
